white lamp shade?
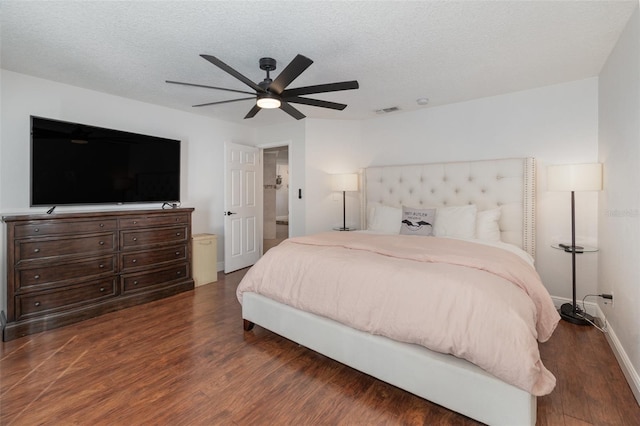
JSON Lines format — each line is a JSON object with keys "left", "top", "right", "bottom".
{"left": 331, "top": 173, "right": 359, "bottom": 192}
{"left": 547, "top": 163, "right": 602, "bottom": 192}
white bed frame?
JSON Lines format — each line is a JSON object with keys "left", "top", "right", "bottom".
{"left": 243, "top": 158, "right": 537, "bottom": 425}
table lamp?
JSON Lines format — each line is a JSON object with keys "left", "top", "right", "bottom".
{"left": 331, "top": 173, "right": 358, "bottom": 231}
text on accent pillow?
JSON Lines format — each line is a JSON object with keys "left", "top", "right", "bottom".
{"left": 400, "top": 206, "right": 436, "bottom": 236}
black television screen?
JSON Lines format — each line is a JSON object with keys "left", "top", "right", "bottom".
{"left": 30, "top": 116, "right": 181, "bottom": 207}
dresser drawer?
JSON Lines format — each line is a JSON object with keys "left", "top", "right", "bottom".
{"left": 122, "top": 263, "right": 189, "bottom": 293}
{"left": 121, "top": 245, "right": 187, "bottom": 271}
{"left": 120, "top": 226, "right": 188, "bottom": 249}
{"left": 14, "top": 219, "right": 118, "bottom": 238}
{"left": 17, "top": 232, "right": 116, "bottom": 261}
{"left": 16, "top": 278, "right": 117, "bottom": 320}
{"left": 119, "top": 213, "right": 190, "bottom": 229}
{"left": 18, "top": 255, "right": 116, "bottom": 290}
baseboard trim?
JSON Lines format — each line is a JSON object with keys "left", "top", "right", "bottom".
{"left": 597, "top": 308, "right": 640, "bottom": 405}
{"left": 551, "top": 295, "right": 640, "bottom": 405}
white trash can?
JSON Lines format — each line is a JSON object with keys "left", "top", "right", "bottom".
{"left": 192, "top": 233, "right": 218, "bottom": 287}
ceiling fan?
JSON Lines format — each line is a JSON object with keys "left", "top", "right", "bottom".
{"left": 167, "top": 54, "right": 359, "bottom": 120}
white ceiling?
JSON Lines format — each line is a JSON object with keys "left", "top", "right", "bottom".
{"left": 1, "top": 1, "right": 636, "bottom": 128}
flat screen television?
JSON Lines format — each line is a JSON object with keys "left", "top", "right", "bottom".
{"left": 30, "top": 116, "right": 181, "bottom": 207}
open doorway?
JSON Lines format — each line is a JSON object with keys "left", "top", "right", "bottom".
{"left": 263, "top": 146, "right": 289, "bottom": 252}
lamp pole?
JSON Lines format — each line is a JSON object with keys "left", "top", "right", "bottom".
{"left": 571, "top": 190, "right": 577, "bottom": 315}
{"left": 342, "top": 190, "right": 347, "bottom": 230}
{"left": 560, "top": 189, "right": 591, "bottom": 325}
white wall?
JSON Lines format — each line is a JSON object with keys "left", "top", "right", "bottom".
{"left": 303, "top": 119, "right": 363, "bottom": 234}
{"left": 598, "top": 4, "right": 640, "bottom": 401}
{"left": 299, "top": 79, "right": 600, "bottom": 301}
{"left": 0, "top": 70, "right": 253, "bottom": 311}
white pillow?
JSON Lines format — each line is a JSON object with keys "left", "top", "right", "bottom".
{"left": 368, "top": 204, "right": 402, "bottom": 234}
{"left": 476, "top": 207, "right": 502, "bottom": 242}
{"left": 434, "top": 205, "right": 477, "bottom": 239}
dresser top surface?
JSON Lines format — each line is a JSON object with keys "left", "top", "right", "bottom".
{"left": 2, "top": 207, "right": 194, "bottom": 223}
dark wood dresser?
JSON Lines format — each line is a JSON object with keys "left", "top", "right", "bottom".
{"left": 2, "top": 208, "right": 194, "bottom": 341}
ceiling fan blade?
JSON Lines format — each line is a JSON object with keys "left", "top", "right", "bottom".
{"left": 269, "top": 54, "right": 314, "bottom": 95}
{"left": 279, "top": 101, "right": 306, "bottom": 120}
{"left": 284, "top": 96, "right": 347, "bottom": 111}
{"left": 244, "top": 105, "right": 261, "bottom": 119}
{"left": 281, "top": 80, "right": 359, "bottom": 97}
{"left": 192, "top": 97, "right": 255, "bottom": 107}
{"left": 166, "top": 80, "right": 255, "bottom": 96}
{"left": 200, "top": 55, "right": 266, "bottom": 93}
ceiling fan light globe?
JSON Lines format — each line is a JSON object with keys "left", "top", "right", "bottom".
{"left": 257, "top": 97, "right": 281, "bottom": 109}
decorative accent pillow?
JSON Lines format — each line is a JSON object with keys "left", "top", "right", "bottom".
{"left": 368, "top": 204, "right": 402, "bottom": 234}
{"left": 433, "top": 205, "right": 477, "bottom": 239}
{"left": 400, "top": 206, "right": 436, "bottom": 236}
{"left": 476, "top": 207, "right": 502, "bottom": 242}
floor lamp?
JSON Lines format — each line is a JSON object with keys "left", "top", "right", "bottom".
{"left": 547, "top": 163, "right": 602, "bottom": 325}
{"left": 332, "top": 173, "right": 359, "bottom": 231}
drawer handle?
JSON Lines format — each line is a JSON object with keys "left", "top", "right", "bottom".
{"left": 34, "top": 274, "right": 40, "bottom": 280}
{"left": 99, "top": 223, "right": 105, "bottom": 228}
{"left": 99, "top": 241, "right": 105, "bottom": 246}
{"left": 99, "top": 264, "right": 105, "bottom": 269}
{"left": 132, "top": 259, "right": 137, "bottom": 263}
{"left": 133, "top": 237, "right": 138, "bottom": 242}
{"left": 34, "top": 301, "right": 41, "bottom": 307}
{"left": 133, "top": 280, "right": 139, "bottom": 285}
{"left": 133, "top": 221, "right": 138, "bottom": 225}
{"left": 175, "top": 251, "right": 180, "bottom": 256}
{"left": 34, "top": 228, "right": 40, "bottom": 232}
{"left": 176, "top": 232, "right": 181, "bottom": 236}
{"left": 34, "top": 248, "right": 40, "bottom": 253}
{"left": 177, "top": 271, "right": 182, "bottom": 276}
{"left": 99, "top": 287, "right": 105, "bottom": 292}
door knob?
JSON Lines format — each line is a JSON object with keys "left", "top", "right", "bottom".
{"left": 224, "top": 211, "right": 237, "bottom": 216}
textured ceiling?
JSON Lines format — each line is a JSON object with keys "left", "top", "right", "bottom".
{"left": 1, "top": 1, "right": 636, "bottom": 127}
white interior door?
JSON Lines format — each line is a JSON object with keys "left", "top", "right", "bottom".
{"left": 224, "top": 142, "right": 261, "bottom": 273}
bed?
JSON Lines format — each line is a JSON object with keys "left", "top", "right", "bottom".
{"left": 237, "top": 157, "right": 559, "bottom": 425}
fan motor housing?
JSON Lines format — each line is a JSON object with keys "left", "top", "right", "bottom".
{"left": 259, "top": 57, "right": 277, "bottom": 72}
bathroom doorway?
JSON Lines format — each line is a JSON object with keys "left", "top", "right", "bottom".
{"left": 263, "top": 146, "right": 289, "bottom": 252}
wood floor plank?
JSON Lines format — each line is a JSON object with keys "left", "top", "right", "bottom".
{"left": 1, "top": 268, "right": 639, "bottom": 425}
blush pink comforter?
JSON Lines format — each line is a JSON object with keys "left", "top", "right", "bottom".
{"left": 237, "top": 232, "right": 560, "bottom": 396}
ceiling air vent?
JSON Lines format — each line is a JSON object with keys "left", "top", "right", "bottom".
{"left": 375, "top": 106, "right": 400, "bottom": 114}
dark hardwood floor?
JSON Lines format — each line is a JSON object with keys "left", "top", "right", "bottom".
{"left": 2, "top": 268, "right": 639, "bottom": 425}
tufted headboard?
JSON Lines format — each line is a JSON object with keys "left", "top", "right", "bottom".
{"left": 361, "top": 158, "right": 536, "bottom": 257}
